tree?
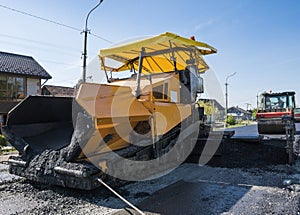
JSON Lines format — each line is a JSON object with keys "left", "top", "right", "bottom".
{"left": 198, "top": 100, "right": 215, "bottom": 116}
{"left": 198, "top": 100, "right": 218, "bottom": 123}
{"left": 226, "top": 115, "right": 236, "bottom": 125}
{"left": 0, "top": 135, "right": 8, "bottom": 153}
{"left": 252, "top": 108, "right": 258, "bottom": 120}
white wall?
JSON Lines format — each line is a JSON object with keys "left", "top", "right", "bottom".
{"left": 26, "top": 78, "right": 40, "bottom": 96}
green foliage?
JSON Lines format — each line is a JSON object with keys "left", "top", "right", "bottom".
{"left": 252, "top": 108, "right": 258, "bottom": 120}
{"left": 226, "top": 115, "right": 236, "bottom": 125}
{"left": 198, "top": 100, "right": 215, "bottom": 116}
{"left": 0, "top": 134, "right": 8, "bottom": 148}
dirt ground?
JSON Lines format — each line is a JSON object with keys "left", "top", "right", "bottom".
{"left": 1, "top": 137, "right": 300, "bottom": 215}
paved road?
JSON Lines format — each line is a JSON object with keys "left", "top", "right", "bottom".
{"left": 226, "top": 123, "right": 300, "bottom": 137}
{"left": 115, "top": 125, "right": 300, "bottom": 215}
{"left": 2, "top": 124, "right": 300, "bottom": 214}
{"left": 115, "top": 164, "right": 300, "bottom": 215}
{"left": 227, "top": 124, "right": 258, "bottom": 136}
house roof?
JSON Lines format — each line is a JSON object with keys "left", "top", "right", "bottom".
{"left": 228, "top": 106, "right": 251, "bottom": 115}
{"left": 42, "top": 85, "right": 75, "bottom": 97}
{"left": 0, "top": 51, "right": 51, "bottom": 79}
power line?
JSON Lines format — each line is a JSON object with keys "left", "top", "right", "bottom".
{"left": 0, "top": 3, "right": 115, "bottom": 44}
{"left": 0, "top": 4, "right": 81, "bottom": 32}
{"left": 0, "top": 33, "right": 103, "bottom": 69}
{"left": 39, "top": 59, "right": 81, "bottom": 67}
{"left": 0, "top": 33, "right": 80, "bottom": 52}
{"left": 91, "top": 33, "right": 115, "bottom": 44}
{"left": 0, "top": 39, "right": 79, "bottom": 57}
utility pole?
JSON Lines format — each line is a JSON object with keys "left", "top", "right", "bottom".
{"left": 256, "top": 89, "right": 263, "bottom": 109}
{"left": 245, "top": 103, "right": 252, "bottom": 123}
{"left": 245, "top": 103, "right": 251, "bottom": 111}
{"left": 82, "top": 0, "right": 103, "bottom": 83}
{"left": 225, "top": 72, "right": 236, "bottom": 117}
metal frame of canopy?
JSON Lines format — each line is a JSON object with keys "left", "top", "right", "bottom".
{"left": 98, "top": 32, "right": 217, "bottom": 98}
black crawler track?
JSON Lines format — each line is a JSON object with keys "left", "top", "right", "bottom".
{"left": 7, "top": 119, "right": 204, "bottom": 190}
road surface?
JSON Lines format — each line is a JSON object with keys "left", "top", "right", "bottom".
{"left": 1, "top": 124, "right": 300, "bottom": 214}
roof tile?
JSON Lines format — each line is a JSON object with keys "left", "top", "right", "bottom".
{"left": 0, "top": 51, "right": 51, "bottom": 79}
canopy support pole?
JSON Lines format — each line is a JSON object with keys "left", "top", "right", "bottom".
{"left": 135, "top": 48, "right": 145, "bottom": 98}
{"left": 100, "top": 57, "right": 110, "bottom": 83}
{"left": 169, "top": 40, "right": 177, "bottom": 71}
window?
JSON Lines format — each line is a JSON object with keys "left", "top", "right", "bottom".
{"left": 153, "top": 84, "right": 163, "bottom": 99}
{"left": 163, "top": 83, "right": 168, "bottom": 100}
{"left": 279, "top": 96, "right": 287, "bottom": 109}
{"left": 0, "top": 76, "right": 7, "bottom": 99}
{"left": 0, "top": 75, "right": 25, "bottom": 100}
{"left": 288, "top": 95, "right": 295, "bottom": 109}
{"left": 15, "top": 77, "right": 25, "bottom": 98}
{"left": 152, "top": 82, "right": 169, "bottom": 101}
{"left": 265, "top": 95, "right": 288, "bottom": 110}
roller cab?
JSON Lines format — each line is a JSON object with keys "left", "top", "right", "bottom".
{"left": 257, "top": 91, "right": 296, "bottom": 134}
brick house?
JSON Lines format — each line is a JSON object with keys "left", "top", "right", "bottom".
{"left": 0, "top": 51, "right": 51, "bottom": 126}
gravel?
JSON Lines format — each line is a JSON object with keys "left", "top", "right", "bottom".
{"left": 1, "top": 137, "right": 300, "bottom": 214}
{"left": 0, "top": 163, "right": 21, "bottom": 184}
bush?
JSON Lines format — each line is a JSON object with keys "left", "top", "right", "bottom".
{"left": 226, "top": 115, "right": 236, "bottom": 126}
{"left": 0, "top": 134, "right": 8, "bottom": 149}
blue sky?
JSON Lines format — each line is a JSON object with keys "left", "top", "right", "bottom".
{"left": 0, "top": 0, "right": 299, "bottom": 109}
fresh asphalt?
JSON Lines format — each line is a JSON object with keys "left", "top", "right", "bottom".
{"left": 116, "top": 123, "right": 300, "bottom": 215}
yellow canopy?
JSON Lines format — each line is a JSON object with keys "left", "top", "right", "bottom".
{"left": 99, "top": 32, "right": 217, "bottom": 74}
